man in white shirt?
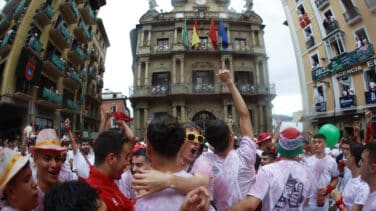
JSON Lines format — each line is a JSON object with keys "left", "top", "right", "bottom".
{"left": 360, "top": 142, "right": 376, "bottom": 211}
{"left": 227, "top": 127, "right": 313, "bottom": 211}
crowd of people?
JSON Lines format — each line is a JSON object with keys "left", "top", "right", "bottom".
{"left": 1, "top": 69, "right": 376, "bottom": 211}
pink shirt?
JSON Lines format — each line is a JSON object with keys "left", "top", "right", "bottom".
{"left": 248, "top": 160, "right": 313, "bottom": 211}
{"left": 203, "top": 136, "right": 256, "bottom": 211}
{"left": 135, "top": 170, "right": 191, "bottom": 211}
{"left": 117, "top": 170, "right": 137, "bottom": 200}
{"left": 363, "top": 191, "right": 376, "bottom": 211}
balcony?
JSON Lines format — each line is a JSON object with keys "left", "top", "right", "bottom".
{"left": 365, "top": 90, "right": 376, "bottom": 104}
{"left": 28, "top": 36, "right": 43, "bottom": 55}
{"left": 64, "top": 69, "right": 82, "bottom": 88}
{"left": 343, "top": 7, "right": 362, "bottom": 25}
{"left": 129, "top": 83, "right": 276, "bottom": 97}
{"left": 315, "top": 0, "right": 329, "bottom": 10}
{"left": 39, "top": 87, "right": 63, "bottom": 106}
{"left": 87, "top": 66, "right": 96, "bottom": 80}
{"left": 324, "top": 20, "right": 339, "bottom": 36}
{"left": 34, "top": 4, "right": 54, "bottom": 27}
{"left": 364, "top": 0, "right": 376, "bottom": 13}
{"left": 13, "top": 0, "right": 27, "bottom": 20}
{"left": 339, "top": 95, "right": 356, "bottom": 109}
{"left": 137, "top": 46, "right": 151, "bottom": 55}
{"left": 68, "top": 46, "right": 86, "bottom": 66}
{"left": 315, "top": 102, "right": 327, "bottom": 112}
{"left": 49, "top": 23, "right": 73, "bottom": 50}
{"left": 73, "top": 22, "right": 91, "bottom": 43}
{"left": 89, "top": 48, "right": 98, "bottom": 61}
{"left": 232, "top": 44, "right": 252, "bottom": 54}
{"left": 14, "top": 82, "right": 34, "bottom": 101}
{"left": 67, "top": 99, "right": 80, "bottom": 111}
{"left": 60, "top": 0, "right": 80, "bottom": 24}
{"left": 43, "top": 53, "right": 66, "bottom": 78}
{"left": 305, "top": 36, "right": 315, "bottom": 50}
{"left": 0, "top": 30, "right": 14, "bottom": 57}
{"left": 80, "top": 4, "right": 96, "bottom": 25}
{"left": 153, "top": 45, "right": 171, "bottom": 54}
{"left": 0, "top": 16, "right": 12, "bottom": 36}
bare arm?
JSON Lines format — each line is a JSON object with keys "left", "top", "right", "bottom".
{"left": 99, "top": 110, "right": 112, "bottom": 133}
{"left": 132, "top": 170, "right": 210, "bottom": 198}
{"left": 272, "top": 119, "right": 282, "bottom": 144}
{"left": 218, "top": 69, "right": 254, "bottom": 138}
{"left": 64, "top": 119, "right": 78, "bottom": 155}
{"left": 116, "top": 120, "right": 136, "bottom": 144}
{"left": 225, "top": 195, "right": 261, "bottom": 211}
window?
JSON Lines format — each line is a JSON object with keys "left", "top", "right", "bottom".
{"left": 297, "top": 4, "right": 306, "bottom": 15}
{"left": 193, "top": 71, "right": 213, "bottom": 93}
{"left": 354, "top": 28, "right": 369, "bottom": 49}
{"left": 325, "top": 33, "right": 345, "bottom": 58}
{"left": 311, "top": 54, "right": 320, "bottom": 69}
{"left": 323, "top": 10, "right": 338, "bottom": 35}
{"left": 234, "top": 38, "right": 247, "bottom": 51}
{"left": 156, "top": 38, "right": 169, "bottom": 51}
{"left": 143, "top": 31, "right": 148, "bottom": 46}
{"left": 112, "top": 104, "right": 117, "bottom": 112}
{"left": 365, "top": 70, "right": 376, "bottom": 91}
{"left": 198, "top": 37, "right": 208, "bottom": 50}
{"left": 152, "top": 72, "right": 170, "bottom": 95}
{"left": 235, "top": 71, "right": 254, "bottom": 93}
{"left": 338, "top": 75, "right": 354, "bottom": 96}
{"left": 304, "top": 26, "right": 315, "bottom": 49}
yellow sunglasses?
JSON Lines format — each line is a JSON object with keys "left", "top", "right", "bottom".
{"left": 186, "top": 132, "right": 205, "bottom": 144}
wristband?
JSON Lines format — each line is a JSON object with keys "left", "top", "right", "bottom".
{"left": 325, "top": 184, "right": 334, "bottom": 195}
{"left": 335, "top": 196, "right": 345, "bottom": 211}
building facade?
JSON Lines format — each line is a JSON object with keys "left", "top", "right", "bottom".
{"left": 0, "top": 0, "right": 109, "bottom": 138}
{"left": 101, "top": 89, "right": 131, "bottom": 128}
{"left": 281, "top": 0, "right": 376, "bottom": 135}
{"left": 129, "top": 0, "right": 275, "bottom": 138}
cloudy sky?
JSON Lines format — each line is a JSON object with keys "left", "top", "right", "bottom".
{"left": 0, "top": 0, "right": 302, "bottom": 116}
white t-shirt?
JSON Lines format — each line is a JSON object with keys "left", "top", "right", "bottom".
{"left": 342, "top": 176, "right": 370, "bottom": 210}
{"left": 363, "top": 191, "right": 376, "bottom": 211}
{"left": 248, "top": 160, "right": 313, "bottom": 211}
{"left": 304, "top": 155, "right": 339, "bottom": 209}
{"left": 73, "top": 151, "right": 95, "bottom": 179}
{"left": 337, "top": 167, "right": 351, "bottom": 192}
{"left": 203, "top": 136, "right": 256, "bottom": 211}
{"left": 117, "top": 170, "right": 136, "bottom": 199}
{"left": 59, "top": 150, "right": 77, "bottom": 181}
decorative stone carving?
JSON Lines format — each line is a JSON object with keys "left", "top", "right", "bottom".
{"left": 148, "top": 0, "right": 158, "bottom": 11}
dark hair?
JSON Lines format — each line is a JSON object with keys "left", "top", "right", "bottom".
{"left": 181, "top": 122, "right": 202, "bottom": 134}
{"left": 341, "top": 139, "right": 351, "bottom": 146}
{"left": 133, "top": 148, "right": 147, "bottom": 159}
{"left": 363, "top": 142, "right": 376, "bottom": 164}
{"left": 261, "top": 151, "right": 277, "bottom": 160}
{"left": 43, "top": 181, "right": 100, "bottom": 211}
{"left": 349, "top": 142, "right": 363, "bottom": 168}
{"left": 205, "top": 119, "right": 230, "bottom": 153}
{"left": 147, "top": 115, "right": 184, "bottom": 159}
{"left": 313, "top": 134, "right": 326, "bottom": 141}
{"left": 94, "top": 130, "right": 129, "bottom": 165}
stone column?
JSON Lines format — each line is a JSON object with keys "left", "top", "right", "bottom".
{"left": 140, "top": 30, "right": 144, "bottom": 46}
{"left": 144, "top": 61, "right": 149, "bottom": 86}
{"left": 174, "top": 28, "right": 177, "bottom": 43}
{"left": 147, "top": 31, "right": 151, "bottom": 46}
{"left": 180, "top": 58, "right": 184, "bottom": 83}
{"left": 223, "top": 104, "right": 227, "bottom": 120}
{"left": 172, "top": 57, "right": 176, "bottom": 83}
{"left": 255, "top": 59, "right": 260, "bottom": 86}
{"left": 144, "top": 108, "right": 148, "bottom": 132}
{"left": 181, "top": 106, "right": 186, "bottom": 122}
{"left": 137, "top": 62, "right": 142, "bottom": 86}
{"left": 172, "top": 106, "right": 177, "bottom": 117}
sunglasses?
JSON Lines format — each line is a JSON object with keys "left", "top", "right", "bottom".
{"left": 186, "top": 133, "right": 205, "bottom": 144}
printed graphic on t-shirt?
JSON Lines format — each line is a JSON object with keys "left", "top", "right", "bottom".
{"left": 273, "top": 174, "right": 304, "bottom": 210}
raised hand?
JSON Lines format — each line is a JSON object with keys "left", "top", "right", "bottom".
{"left": 180, "top": 186, "right": 210, "bottom": 211}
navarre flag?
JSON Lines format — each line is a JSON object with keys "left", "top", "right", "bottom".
{"left": 209, "top": 19, "right": 217, "bottom": 50}
{"left": 219, "top": 19, "right": 228, "bottom": 49}
{"left": 191, "top": 20, "right": 200, "bottom": 49}
{"left": 182, "top": 19, "right": 188, "bottom": 48}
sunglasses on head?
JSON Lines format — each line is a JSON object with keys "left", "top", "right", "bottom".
{"left": 186, "top": 132, "right": 205, "bottom": 144}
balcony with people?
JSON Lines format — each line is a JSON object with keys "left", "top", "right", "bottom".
{"left": 68, "top": 39, "right": 87, "bottom": 66}
{"left": 323, "top": 15, "right": 339, "bottom": 36}
{"left": 27, "top": 33, "right": 43, "bottom": 55}
{"left": 0, "top": 28, "right": 15, "bottom": 56}
{"left": 49, "top": 22, "right": 72, "bottom": 50}
{"left": 43, "top": 52, "right": 66, "bottom": 78}
{"left": 80, "top": 2, "right": 96, "bottom": 25}
{"left": 39, "top": 87, "right": 63, "bottom": 106}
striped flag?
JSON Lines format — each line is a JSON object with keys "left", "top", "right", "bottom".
{"left": 209, "top": 19, "right": 218, "bottom": 50}
{"left": 182, "top": 19, "right": 188, "bottom": 48}
{"left": 191, "top": 20, "right": 200, "bottom": 49}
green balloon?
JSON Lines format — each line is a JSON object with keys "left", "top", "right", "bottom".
{"left": 319, "top": 124, "right": 340, "bottom": 148}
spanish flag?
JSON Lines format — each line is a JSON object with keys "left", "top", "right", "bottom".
{"left": 191, "top": 20, "right": 200, "bottom": 49}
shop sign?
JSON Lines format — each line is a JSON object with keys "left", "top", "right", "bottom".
{"left": 315, "top": 102, "right": 327, "bottom": 112}
{"left": 327, "top": 44, "right": 374, "bottom": 74}
{"left": 335, "top": 66, "right": 362, "bottom": 78}
{"left": 312, "top": 67, "right": 330, "bottom": 81}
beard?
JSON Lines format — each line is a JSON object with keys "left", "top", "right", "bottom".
{"left": 81, "top": 147, "right": 90, "bottom": 155}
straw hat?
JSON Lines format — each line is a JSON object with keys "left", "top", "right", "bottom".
{"left": 0, "top": 148, "right": 30, "bottom": 197}
{"left": 29, "top": 128, "right": 67, "bottom": 153}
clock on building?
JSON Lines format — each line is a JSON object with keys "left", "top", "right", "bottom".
{"left": 195, "top": 0, "right": 207, "bottom": 5}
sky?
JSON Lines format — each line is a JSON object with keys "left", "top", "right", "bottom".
{"left": 0, "top": 0, "right": 303, "bottom": 116}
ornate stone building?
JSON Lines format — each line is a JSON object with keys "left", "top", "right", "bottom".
{"left": 129, "top": 0, "right": 275, "bottom": 137}
{"left": 0, "top": 0, "right": 109, "bottom": 138}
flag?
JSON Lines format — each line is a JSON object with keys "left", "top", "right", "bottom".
{"left": 219, "top": 19, "right": 228, "bottom": 49}
{"left": 182, "top": 19, "right": 188, "bottom": 48}
{"left": 209, "top": 19, "right": 217, "bottom": 50}
{"left": 191, "top": 20, "right": 200, "bottom": 49}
